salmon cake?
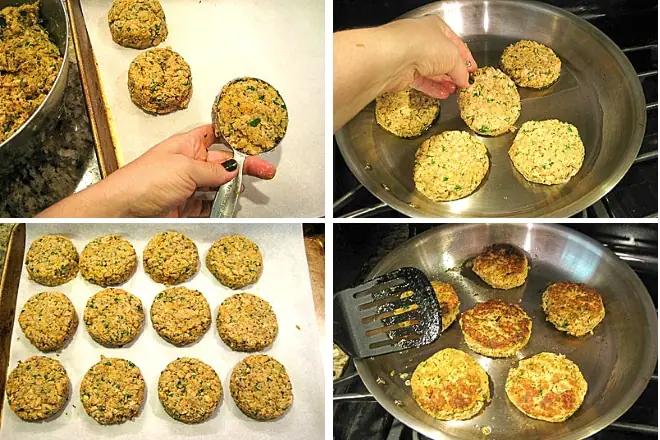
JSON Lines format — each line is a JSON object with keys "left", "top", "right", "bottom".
{"left": 151, "top": 287, "right": 211, "bottom": 346}
{"left": 230, "top": 354, "right": 293, "bottom": 420}
{"left": 431, "top": 281, "right": 460, "bottom": 331}
{"left": 158, "top": 357, "right": 223, "bottom": 424}
{"left": 143, "top": 231, "right": 199, "bottom": 285}
{"left": 108, "top": 0, "right": 168, "bottom": 49}
{"left": 458, "top": 66, "right": 521, "bottom": 136}
{"left": 25, "top": 235, "right": 79, "bottom": 286}
{"left": 413, "top": 130, "right": 489, "bottom": 202}
{"left": 542, "top": 282, "right": 605, "bottom": 336}
{"left": 509, "top": 119, "right": 585, "bottom": 185}
{"left": 460, "top": 299, "right": 532, "bottom": 358}
{"left": 206, "top": 235, "right": 263, "bottom": 289}
{"left": 128, "top": 47, "right": 192, "bottom": 114}
{"left": 213, "top": 77, "right": 288, "bottom": 155}
{"left": 80, "top": 357, "right": 145, "bottom": 424}
{"left": 84, "top": 288, "right": 145, "bottom": 346}
{"left": 375, "top": 87, "right": 441, "bottom": 138}
{"left": 472, "top": 243, "right": 528, "bottom": 289}
{"left": 500, "top": 40, "right": 561, "bottom": 89}
{"left": 506, "top": 352, "right": 587, "bottom": 422}
{"left": 0, "top": 2, "right": 63, "bottom": 143}
{"left": 19, "top": 291, "right": 78, "bottom": 352}
{"left": 217, "top": 293, "right": 278, "bottom": 351}
{"left": 80, "top": 234, "right": 137, "bottom": 287}
{"left": 5, "top": 356, "right": 70, "bottom": 421}
{"left": 411, "top": 348, "right": 490, "bottom": 420}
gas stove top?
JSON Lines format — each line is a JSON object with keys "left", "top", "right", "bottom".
{"left": 333, "top": 223, "right": 658, "bottom": 439}
{"left": 333, "top": 1, "right": 658, "bottom": 218}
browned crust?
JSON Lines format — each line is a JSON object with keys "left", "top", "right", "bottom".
{"left": 411, "top": 348, "right": 490, "bottom": 420}
{"left": 472, "top": 244, "right": 528, "bottom": 289}
{"left": 459, "top": 299, "right": 532, "bottom": 357}
{"left": 542, "top": 282, "right": 605, "bottom": 336}
{"left": 505, "top": 352, "right": 587, "bottom": 422}
{"left": 430, "top": 281, "right": 461, "bottom": 331}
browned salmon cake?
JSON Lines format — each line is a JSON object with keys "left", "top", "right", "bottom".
{"left": 150, "top": 286, "right": 211, "bottom": 346}
{"left": 431, "top": 281, "right": 461, "bottom": 331}
{"left": 459, "top": 299, "right": 532, "bottom": 358}
{"left": 506, "top": 352, "right": 587, "bottom": 422}
{"left": 143, "top": 231, "right": 199, "bottom": 285}
{"left": 206, "top": 235, "right": 263, "bottom": 289}
{"left": 542, "top": 282, "right": 605, "bottom": 336}
{"left": 5, "top": 356, "right": 70, "bottom": 421}
{"left": 25, "top": 235, "right": 79, "bottom": 286}
{"left": 230, "top": 354, "right": 293, "bottom": 420}
{"left": 80, "top": 356, "right": 145, "bottom": 424}
{"left": 84, "top": 288, "right": 145, "bottom": 346}
{"left": 217, "top": 293, "right": 278, "bottom": 351}
{"left": 411, "top": 348, "right": 490, "bottom": 420}
{"left": 472, "top": 244, "right": 529, "bottom": 289}
{"left": 80, "top": 234, "right": 137, "bottom": 287}
{"left": 158, "top": 357, "right": 223, "bottom": 424}
{"left": 19, "top": 291, "right": 78, "bottom": 352}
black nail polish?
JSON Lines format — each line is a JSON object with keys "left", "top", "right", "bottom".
{"left": 222, "top": 159, "right": 238, "bottom": 172}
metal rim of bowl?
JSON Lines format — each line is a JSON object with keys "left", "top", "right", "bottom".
{"left": 0, "top": 0, "right": 70, "bottom": 150}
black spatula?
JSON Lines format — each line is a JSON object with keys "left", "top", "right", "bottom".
{"left": 334, "top": 267, "right": 442, "bottom": 359}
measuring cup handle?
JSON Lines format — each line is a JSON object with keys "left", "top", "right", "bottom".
{"left": 210, "top": 153, "right": 246, "bottom": 218}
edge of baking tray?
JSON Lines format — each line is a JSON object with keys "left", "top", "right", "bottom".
{"left": 0, "top": 224, "right": 26, "bottom": 429}
{"left": 354, "top": 223, "right": 658, "bottom": 440}
{"left": 65, "top": 0, "right": 119, "bottom": 178}
{"left": 336, "top": 0, "right": 647, "bottom": 218}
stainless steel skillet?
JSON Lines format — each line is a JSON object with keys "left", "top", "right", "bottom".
{"left": 335, "top": 1, "right": 647, "bottom": 217}
{"left": 353, "top": 223, "right": 657, "bottom": 440}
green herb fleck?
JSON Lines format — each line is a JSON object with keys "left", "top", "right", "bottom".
{"left": 248, "top": 118, "right": 261, "bottom": 127}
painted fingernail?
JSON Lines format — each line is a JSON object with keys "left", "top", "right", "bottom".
{"left": 222, "top": 159, "right": 237, "bottom": 172}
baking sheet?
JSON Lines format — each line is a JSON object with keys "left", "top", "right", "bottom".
{"left": 0, "top": 223, "right": 324, "bottom": 440}
{"left": 78, "top": 0, "right": 325, "bottom": 218}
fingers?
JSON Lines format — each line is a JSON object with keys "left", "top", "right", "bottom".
{"left": 411, "top": 76, "right": 457, "bottom": 99}
{"left": 187, "top": 159, "right": 238, "bottom": 188}
{"left": 187, "top": 124, "right": 219, "bottom": 151}
{"left": 154, "top": 124, "right": 219, "bottom": 154}
{"left": 441, "top": 23, "right": 478, "bottom": 73}
{"left": 446, "top": 56, "right": 470, "bottom": 89}
{"left": 207, "top": 151, "right": 277, "bottom": 180}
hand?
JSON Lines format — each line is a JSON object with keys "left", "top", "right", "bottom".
{"left": 384, "top": 15, "right": 478, "bottom": 99}
{"left": 118, "top": 124, "right": 276, "bottom": 217}
{"left": 333, "top": 15, "right": 477, "bottom": 131}
{"left": 37, "top": 124, "right": 276, "bottom": 218}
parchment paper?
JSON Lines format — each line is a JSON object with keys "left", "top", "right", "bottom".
{"left": 0, "top": 223, "right": 324, "bottom": 440}
{"left": 78, "top": 0, "right": 325, "bottom": 218}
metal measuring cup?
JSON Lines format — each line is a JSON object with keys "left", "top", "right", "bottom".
{"left": 210, "top": 77, "right": 288, "bottom": 217}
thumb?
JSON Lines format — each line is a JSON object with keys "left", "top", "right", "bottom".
{"left": 446, "top": 58, "right": 470, "bottom": 89}
{"left": 187, "top": 158, "right": 238, "bottom": 187}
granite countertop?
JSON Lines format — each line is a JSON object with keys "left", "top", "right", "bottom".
{"left": 0, "top": 40, "right": 101, "bottom": 218}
